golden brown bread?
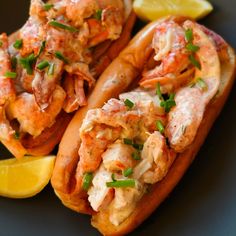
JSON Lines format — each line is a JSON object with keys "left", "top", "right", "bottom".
{"left": 51, "top": 16, "right": 236, "bottom": 235}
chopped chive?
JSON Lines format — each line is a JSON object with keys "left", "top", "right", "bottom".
{"left": 160, "top": 93, "right": 176, "bottom": 113}
{"left": 196, "top": 77, "right": 208, "bottom": 91}
{"left": 19, "top": 53, "right": 36, "bottom": 75}
{"left": 14, "top": 131, "right": 20, "bottom": 140}
{"left": 4, "top": 71, "right": 17, "bottom": 79}
{"left": 11, "top": 56, "right": 17, "bottom": 70}
{"left": 156, "top": 82, "right": 163, "bottom": 101}
{"left": 13, "top": 39, "right": 23, "bottom": 49}
{"left": 123, "top": 168, "right": 133, "bottom": 177}
{"left": 19, "top": 57, "right": 30, "bottom": 74}
{"left": 189, "top": 54, "right": 201, "bottom": 70}
{"left": 0, "top": 41, "right": 3, "bottom": 47}
{"left": 132, "top": 151, "right": 141, "bottom": 161}
{"left": 124, "top": 98, "right": 134, "bottom": 109}
{"left": 44, "top": 3, "right": 54, "bottom": 11}
{"left": 49, "top": 20, "right": 78, "bottom": 33}
{"left": 111, "top": 173, "right": 116, "bottom": 182}
{"left": 106, "top": 179, "right": 135, "bottom": 188}
{"left": 133, "top": 143, "right": 143, "bottom": 151}
{"left": 37, "top": 41, "right": 46, "bottom": 58}
{"left": 185, "top": 29, "right": 193, "bottom": 42}
{"left": 55, "top": 51, "right": 69, "bottom": 64}
{"left": 94, "top": 9, "right": 102, "bottom": 20}
{"left": 160, "top": 100, "right": 175, "bottom": 113}
{"left": 157, "top": 83, "right": 175, "bottom": 112}
{"left": 186, "top": 43, "right": 200, "bottom": 53}
{"left": 124, "top": 138, "right": 133, "bottom": 145}
{"left": 48, "top": 62, "right": 55, "bottom": 75}
{"left": 169, "top": 93, "right": 175, "bottom": 100}
{"left": 124, "top": 138, "right": 143, "bottom": 150}
{"left": 157, "top": 82, "right": 177, "bottom": 113}
{"left": 156, "top": 120, "right": 165, "bottom": 134}
{"left": 82, "top": 172, "right": 93, "bottom": 191}
{"left": 37, "top": 60, "right": 49, "bottom": 70}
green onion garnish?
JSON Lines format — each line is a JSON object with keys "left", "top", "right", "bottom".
{"left": 55, "top": 51, "right": 69, "bottom": 64}
{"left": 111, "top": 173, "right": 117, "bottom": 182}
{"left": 44, "top": 4, "right": 54, "bottom": 11}
{"left": 196, "top": 77, "right": 208, "bottom": 91}
{"left": 4, "top": 71, "right": 17, "bottom": 79}
{"left": 156, "top": 82, "right": 176, "bottom": 113}
{"left": 156, "top": 120, "right": 165, "bottom": 134}
{"left": 0, "top": 41, "right": 3, "bottom": 47}
{"left": 13, "top": 39, "right": 23, "bottom": 49}
{"left": 124, "top": 138, "right": 133, "bottom": 145}
{"left": 37, "top": 60, "right": 49, "bottom": 70}
{"left": 11, "top": 56, "right": 17, "bottom": 70}
{"left": 185, "top": 29, "right": 202, "bottom": 70}
{"left": 132, "top": 151, "right": 141, "bottom": 160}
{"left": 133, "top": 143, "right": 143, "bottom": 151}
{"left": 94, "top": 9, "right": 102, "bottom": 20}
{"left": 19, "top": 53, "right": 36, "bottom": 75}
{"left": 160, "top": 93, "right": 176, "bottom": 113}
{"left": 106, "top": 179, "right": 135, "bottom": 188}
{"left": 37, "top": 41, "right": 46, "bottom": 58}
{"left": 189, "top": 54, "right": 201, "bottom": 70}
{"left": 14, "top": 131, "right": 20, "bottom": 140}
{"left": 185, "top": 29, "right": 193, "bottom": 42}
{"left": 48, "top": 62, "right": 55, "bottom": 75}
{"left": 124, "top": 138, "right": 143, "bottom": 150}
{"left": 82, "top": 173, "right": 93, "bottom": 191}
{"left": 124, "top": 99, "right": 134, "bottom": 109}
{"left": 169, "top": 93, "right": 175, "bottom": 100}
{"left": 156, "top": 82, "right": 164, "bottom": 101}
{"left": 49, "top": 20, "right": 78, "bottom": 33}
{"left": 186, "top": 43, "right": 200, "bottom": 53}
{"left": 123, "top": 168, "right": 133, "bottom": 177}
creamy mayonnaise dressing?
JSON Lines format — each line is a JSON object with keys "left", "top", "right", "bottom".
{"left": 86, "top": 89, "right": 172, "bottom": 225}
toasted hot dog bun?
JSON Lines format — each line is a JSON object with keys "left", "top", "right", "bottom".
{"left": 51, "top": 16, "right": 236, "bottom": 235}
{"left": 5, "top": 11, "right": 136, "bottom": 158}
{"left": 52, "top": 17, "right": 160, "bottom": 208}
{"left": 7, "top": 28, "right": 72, "bottom": 157}
{"left": 92, "top": 43, "right": 236, "bottom": 236}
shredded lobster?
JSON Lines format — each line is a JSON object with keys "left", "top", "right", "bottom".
{"left": 0, "top": 0, "right": 134, "bottom": 157}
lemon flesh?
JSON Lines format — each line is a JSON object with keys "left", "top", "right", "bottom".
{"left": 133, "top": 0, "right": 213, "bottom": 21}
{"left": 0, "top": 155, "right": 55, "bottom": 198}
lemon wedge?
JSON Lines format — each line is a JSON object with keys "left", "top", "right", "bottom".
{"left": 0, "top": 155, "right": 55, "bottom": 198}
{"left": 133, "top": 0, "right": 213, "bottom": 21}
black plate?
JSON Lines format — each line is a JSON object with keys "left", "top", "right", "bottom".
{"left": 0, "top": 1, "right": 236, "bottom": 235}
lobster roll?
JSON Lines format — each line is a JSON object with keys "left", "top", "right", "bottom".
{"left": 0, "top": 0, "right": 135, "bottom": 158}
{"left": 51, "top": 16, "right": 236, "bottom": 235}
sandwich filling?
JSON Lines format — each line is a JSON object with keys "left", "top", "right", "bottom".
{"left": 78, "top": 19, "right": 222, "bottom": 225}
{"left": 0, "top": 0, "right": 132, "bottom": 157}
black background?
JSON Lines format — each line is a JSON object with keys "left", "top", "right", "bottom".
{"left": 0, "top": 0, "right": 236, "bottom": 235}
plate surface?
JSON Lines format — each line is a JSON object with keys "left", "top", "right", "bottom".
{"left": 0, "top": 1, "right": 236, "bottom": 235}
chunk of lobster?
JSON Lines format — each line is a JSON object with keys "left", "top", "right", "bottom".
{"left": 7, "top": 85, "right": 66, "bottom": 137}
